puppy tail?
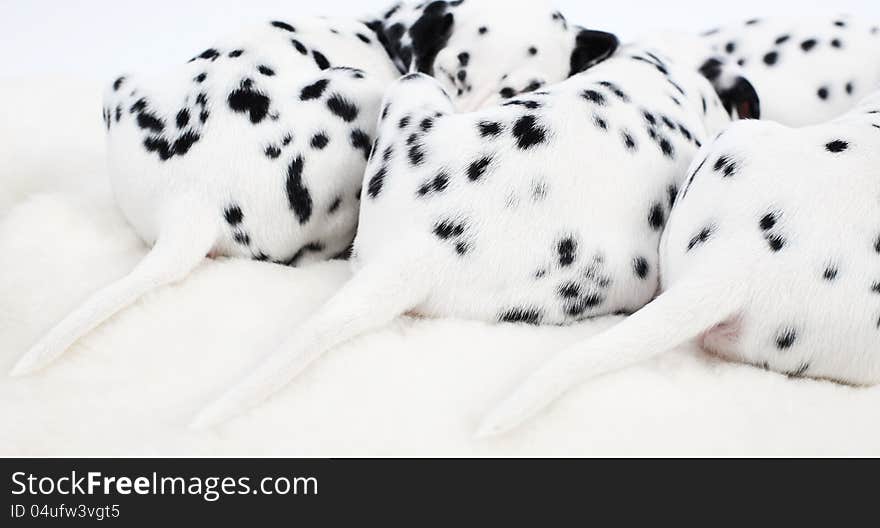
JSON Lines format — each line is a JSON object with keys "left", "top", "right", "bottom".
{"left": 476, "top": 274, "right": 748, "bottom": 437}
{"left": 190, "top": 247, "right": 432, "bottom": 429}
{"left": 10, "top": 199, "right": 218, "bottom": 377}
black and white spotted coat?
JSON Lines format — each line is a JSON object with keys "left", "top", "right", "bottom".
{"left": 102, "top": 18, "right": 400, "bottom": 264}
{"left": 663, "top": 92, "right": 880, "bottom": 385}
{"left": 368, "top": 0, "right": 619, "bottom": 110}
{"left": 12, "top": 18, "right": 402, "bottom": 378}
{"left": 479, "top": 91, "right": 880, "bottom": 436}
{"left": 650, "top": 16, "right": 880, "bottom": 126}
{"left": 189, "top": 44, "right": 737, "bottom": 429}
{"left": 353, "top": 46, "right": 731, "bottom": 325}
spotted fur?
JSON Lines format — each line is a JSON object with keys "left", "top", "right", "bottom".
{"left": 366, "top": 0, "right": 618, "bottom": 110}
{"left": 14, "top": 18, "right": 400, "bottom": 376}
{"left": 481, "top": 92, "right": 880, "bottom": 436}
{"left": 191, "top": 46, "right": 733, "bottom": 428}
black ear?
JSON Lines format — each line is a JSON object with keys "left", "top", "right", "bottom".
{"left": 698, "top": 58, "right": 761, "bottom": 119}
{"left": 409, "top": 1, "right": 455, "bottom": 74}
{"left": 720, "top": 77, "right": 760, "bottom": 119}
{"left": 569, "top": 28, "right": 619, "bottom": 76}
{"left": 362, "top": 19, "right": 407, "bottom": 74}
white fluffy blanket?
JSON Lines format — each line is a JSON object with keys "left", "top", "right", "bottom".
{"left": 2, "top": 78, "right": 878, "bottom": 456}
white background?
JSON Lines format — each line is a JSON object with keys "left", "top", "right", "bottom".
{"left": 2, "top": 0, "right": 879, "bottom": 80}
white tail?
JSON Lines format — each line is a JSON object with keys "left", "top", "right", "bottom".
{"left": 10, "top": 200, "right": 217, "bottom": 377}
{"left": 477, "top": 274, "right": 748, "bottom": 437}
{"left": 191, "top": 248, "right": 433, "bottom": 429}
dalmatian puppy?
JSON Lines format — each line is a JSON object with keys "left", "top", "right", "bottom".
{"left": 648, "top": 16, "right": 880, "bottom": 126}
{"left": 10, "top": 18, "right": 400, "bottom": 376}
{"left": 479, "top": 91, "right": 880, "bottom": 436}
{"left": 192, "top": 45, "right": 739, "bottom": 427}
{"left": 367, "top": 0, "right": 620, "bottom": 110}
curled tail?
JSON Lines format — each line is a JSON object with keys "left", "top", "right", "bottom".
{"left": 10, "top": 200, "right": 217, "bottom": 376}
{"left": 191, "top": 248, "right": 432, "bottom": 429}
{"left": 477, "top": 274, "right": 748, "bottom": 437}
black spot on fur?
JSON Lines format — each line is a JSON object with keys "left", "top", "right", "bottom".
{"left": 326, "top": 94, "right": 358, "bottom": 122}
{"left": 633, "top": 257, "right": 650, "bottom": 279}
{"left": 787, "top": 362, "right": 810, "bottom": 378}
{"left": 503, "top": 99, "right": 542, "bottom": 110}
{"left": 312, "top": 50, "right": 331, "bottom": 70}
{"left": 658, "top": 137, "right": 674, "bottom": 159}
{"left": 615, "top": 130, "right": 635, "bottom": 152}
{"left": 311, "top": 132, "right": 329, "bottom": 149}
{"left": 175, "top": 109, "right": 190, "bottom": 129}
{"left": 300, "top": 79, "right": 329, "bottom": 100}
{"left": 417, "top": 171, "right": 449, "bottom": 197}
{"left": 172, "top": 131, "right": 199, "bottom": 156}
{"left": 228, "top": 81, "right": 270, "bottom": 124}
{"left": 500, "top": 308, "right": 542, "bottom": 325}
{"left": 467, "top": 156, "right": 492, "bottom": 181}
{"left": 478, "top": 121, "right": 502, "bottom": 137}
{"left": 667, "top": 185, "right": 679, "bottom": 208}
{"left": 687, "top": 225, "right": 714, "bottom": 251}
{"left": 271, "top": 21, "right": 296, "bottom": 32}
{"left": 714, "top": 155, "right": 738, "bottom": 177}
{"left": 136, "top": 111, "right": 164, "bottom": 133}
{"left": 775, "top": 328, "right": 797, "bottom": 350}
{"left": 766, "top": 234, "right": 786, "bottom": 252}
{"left": 562, "top": 291, "right": 605, "bottom": 317}
{"left": 224, "top": 205, "right": 243, "bottom": 226}
{"left": 825, "top": 140, "right": 848, "bottom": 153}
{"left": 598, "top": 81, "right": 629, "bottom": 102}
{"left": 648, "top": 203, "right": 666, "bottom": 231}
{"left": 581, "top": 89, "right": 606, "bottom": 105}
{"left": 499, "top": 87, "right": 516, "bottom": 99}
{"left": 760, "top": 212, "right": 778, "bottom": 231}
{"left": 512, "top": 115, "right": 547, "bottom": 149}
{"left": 557, "top": 238, "right": 577, "bottom": 267}
{"left": 367, "top": 165, "right": 387, "bottom": 198}
{"left": 823, "top": 266, "right": 839, "bottom": 281}
{"left": 433, "top": 219, "right": 465, "bottom": 240}
{"left": 264, "top": 145, "right": 281, "bottom": 159}
{"left": 291, "top": 39, "right": 308, "bottom": 54}
{"left": 193, "top": 48, "right": 220, "bottom": 62}
{"left": 408, "top": 142, "right": 425, "bottom": 166}
{"left": 350, "top": 129, "right": 372, "bottom": 160}
{"left": 285, "top": 155, "right": 312, "bottom": 224}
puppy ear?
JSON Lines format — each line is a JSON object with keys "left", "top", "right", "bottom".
{"left": 569, "top": 28, "right": 619, "bottom": 76}
{"left": 409, "top": 2, "right": 455, "bottom": 74}
{"left": 720, "top": 77, "right": 760, "bottom": 119}
{"left": 699, "top": 58, "right": 761, "bottom": 119}
{"left": 362, "top": 19, "right": 407, "bottom": 74}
